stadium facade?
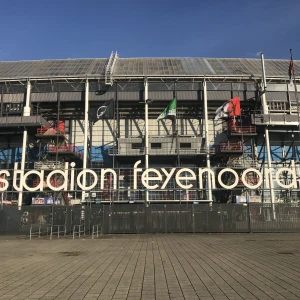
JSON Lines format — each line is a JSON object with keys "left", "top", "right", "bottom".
{"left": 0, "top": 52, "right": 300, "bottom": 208}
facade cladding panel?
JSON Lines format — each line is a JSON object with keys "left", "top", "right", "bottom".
{"left": 1, "top": 56, "right": 300, "bottom": 209}
{"left": 31, "top": 93, "right": 57, "bottom": 102}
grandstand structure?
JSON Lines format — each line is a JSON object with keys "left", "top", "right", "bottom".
{"left": 0, "top": 52, "right": 300, "bottom": 207}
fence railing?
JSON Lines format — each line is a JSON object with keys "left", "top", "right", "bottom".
{"left": 0, "top": 204, "right": 299, "bottom": 236}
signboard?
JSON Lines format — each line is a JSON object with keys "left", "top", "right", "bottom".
{"left": 32, "top": 197, "right": 61, "bottom": 205}
{"left": 44, "top": 197, "right": 61, "bottom": 205}
{"left": 0, "top": 160, "right": 297, "bottom": 193}
{"left": 32, "top": 198, "right": 44, "bottom": 205}
{"left": 248, "top": 196, "right": 262, "bottom": 203}
{"left": 235, "top": 196, "right": 247, "bottom": 203}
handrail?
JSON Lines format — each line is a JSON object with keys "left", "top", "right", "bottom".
{"left": 92, "top": 225, "right": 101, "bottom": 239}
{"left": 30, "top": 225, "right": 49, "bottom": 240}
{"left": 50, "top": 225, "right": 67, "bottom": 240}
{"left": 73, "top": 225, "right": 85, "bottom": 239}
{"left": 228, "top": 126, "right": 256, "bottom": 134}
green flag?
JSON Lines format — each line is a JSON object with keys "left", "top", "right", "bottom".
{"left": 157, "top": 97, "right": 176, "bottom": 122}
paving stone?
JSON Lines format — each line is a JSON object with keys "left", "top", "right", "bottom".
{"left": 0, "top": 234, "right": 300, "bottom": 300}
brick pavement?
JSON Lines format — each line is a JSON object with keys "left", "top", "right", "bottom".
{"left": 0, "top": 234, "right": 299, "bottom": 299}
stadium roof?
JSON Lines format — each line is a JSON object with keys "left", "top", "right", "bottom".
{"left": 0, "top": 57, "right": 299, "bottom": 80}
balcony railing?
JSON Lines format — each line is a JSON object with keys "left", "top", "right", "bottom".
{"left": 213, "top": 142, "right": 244, "bottom": 152}
{"left": 34, "top": 161, "right": 64, "bottom": 170}
{"left": 108, "top": 147, "right": 207, "bottom": 156}
{"left": 47, "top": 144, "right": 83, "bottom": 159}
{"left": 228, "top": 126, "right": 256, "bottom": 134}
{"left": 37, "top": 127, "right": 65, "bottom": 136}
{"left": 227, "top": 160, "right": 258, "bottom": 168}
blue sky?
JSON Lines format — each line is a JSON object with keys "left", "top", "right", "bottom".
{"left": 1, "top": 0, "right": 300, "bottom": 61}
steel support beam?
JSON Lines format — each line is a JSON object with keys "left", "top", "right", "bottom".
{"left": 144, "top": 78, "right": 149, "bottom": 204}
{"left": 82, "top": 79, "right": 89, "bottom": 202}
{"left": 203, "top": 80, "right": 213, "bottom": 202}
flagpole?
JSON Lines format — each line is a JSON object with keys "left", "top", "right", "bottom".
{"left": 144, "top": 78, "right": 149, "bottom": 205}
{"left": 203, "top": 79, "right": 213, "bottom": 203}
{"left": 174, "top": 83, "right": 180, "bottom": 168}
{"left": 112, "top": 93, "right": 116, "bottom": 204}
{"left": 82, "top": 79, "right": 89, "bottom": 202}
{"left": 116, "top": 83, "right": 120, "bottom": 202}
{"left": 260, "top": 53, "right": 275, "bottom": 218}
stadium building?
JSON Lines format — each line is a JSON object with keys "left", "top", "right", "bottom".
{"left": 0, "top": 52, "right": 300, "bottom": 210}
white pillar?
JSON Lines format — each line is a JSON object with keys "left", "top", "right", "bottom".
{"left": 261, "top": 89, "right": 276, "bottom": 214}
{"left": 18, "top": 81, "right": 31, "bottom": 208}
{"left": 203, "top": 80, "right": 213, "bottom": 202}
{"left": 144, "top": 78, "right": 149, "bottom": 203}
{"left": 260, "top": 53, "right": 275, "bottom": 214}
{"left": 82, "top": 79, "right": 89, "bottom": 202}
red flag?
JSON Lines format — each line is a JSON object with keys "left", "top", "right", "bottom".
{"left": 215, "top": 97, "right": 241, "bottom": 119}
{"left": 228, "top": 97, "right": 241, "bottom": 117}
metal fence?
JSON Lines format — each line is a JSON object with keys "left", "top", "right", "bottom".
{"left": 0, "top": 203, "right": 299, "bottom": 236}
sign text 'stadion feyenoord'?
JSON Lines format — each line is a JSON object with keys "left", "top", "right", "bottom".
{"left": 0, "top": 160, "right": 297, "bottom": 192}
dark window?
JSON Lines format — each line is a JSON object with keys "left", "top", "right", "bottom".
{"left": 132, "top": 143, "right": 143, "bottom": 149}
{"left": 151, "top": 143, "right": 162, "bottom": 149}
{"left": 180, "top": 143, "right": 191, "bottom": 149}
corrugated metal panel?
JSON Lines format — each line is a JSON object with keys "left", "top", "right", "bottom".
{"left": 60, "top": 92, "right": 82, "bottom": 101}
{"left": 115, "top": 58, "right": 185, "bottom": 75}
{"left": 266, "top": 84, "right": 288, "bottom": 92}
{"left": 149, "top": 91, "right": 174, "bottom": 100}
{"left": 232, "top": 91, "right": 246, "bottom": 101}
{"left": 31, "top": 92, "right": 57, "bottom": 102}
{"left": 1, "top": 57, "right": 300, "bottom": 79}
{"left": 2, "top": 93, "right": 24, "bottom": 103}
{"left": 89, "top": 91, "right": 115, "bottom": 101}
{"left": 0, "top": 59, "right": 107, "bottom": 79}
{"left": 288, "top": 91, "right": 300, "bottom": 101}
{"left": 286, "top": 115, "right": 298, "bottom": 122}
{"left": 246, "top": 91, "right": 256, "bottom": 100}
{"left": 118, "top": 91, "right": 141, "bottom": 101}
{"left": 207, "top": 83, "right": 231, "bottom": 90}
{"left": 176, "top": 91, "right": 198, "bottom": 100}
{"left": 266, "top": 92, "right": 288, "bottom": 101}
{"left": 88, "top": 59, "right": 108, "bottom": 75}
{"left": 207, "top": 91, "right": 231, "bottom": 100}
{"left": 206, "top": 59, "right": 228, "bottom": 75}
{"left": 270, "top": 115, "right": 285, "bottom": 122}
{"left": 181, "top": 58, "right": 208, "bottom": 75}
{"left": 0, "top": 116, "right": 48, "bottom": 126}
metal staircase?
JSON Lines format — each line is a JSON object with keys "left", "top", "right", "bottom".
{"left": 105, "top": 51, "right": 118, "bottom": 86}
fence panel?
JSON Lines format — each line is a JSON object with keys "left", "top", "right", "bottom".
{"left": 277, "top": 204, "right": 300, "bottom": 233}
{"left": 165, "top": 204, "right": 182, "bottom": 233}
{"left": 110, "top": 205, "right": 138, "bottom": 234}
{"left": 250, "top": 204, "right": 280, "bottom": 232}
{"left": 1, "top": 203, "right": 300, "bottom": 235}
{"left": 221, "top": 204, "right": 249, "bottom": 233}
{"left": 52, "top": 206, "right": 67, "bottom": 226}
{"left": 151, "top": 205, "right": 165, "bottom": 233}
{"left": 0, "top": 207, "right": 23, "bottom": 235}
